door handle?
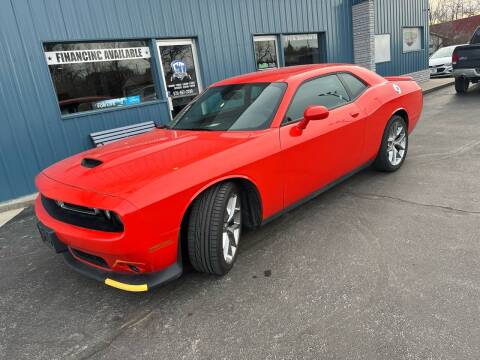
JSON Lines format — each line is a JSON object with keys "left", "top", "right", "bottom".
{"left": 350, "top": 111, "right": 360, "bottom": 118}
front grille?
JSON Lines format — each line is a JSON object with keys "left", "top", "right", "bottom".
{"left": 71, "top": 248, "right": 109, "bottom": 268}
{"left": 41, "top": 195, "right": 124, "bottom": 232}
{"left": 56, "top": 200, "right": 99, "bottom": 215}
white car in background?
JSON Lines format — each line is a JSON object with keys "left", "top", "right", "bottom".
{"left": 429, "top": 45, "right": 466, "bottom": 77}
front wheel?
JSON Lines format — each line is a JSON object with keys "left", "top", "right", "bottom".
{"left": 374, "top": 115, "right": 408, "bottom": 172}
{"left": 455, "top": 77, "right": 470, "bottom": 94}
{"left": 187, "top": 182, "right": 242, "bottom": 275}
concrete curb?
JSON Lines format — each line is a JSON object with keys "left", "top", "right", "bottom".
{"left": 422, "top": 80, "right": 455, "bottom": 94}
{"left": 0, "top": 193, "right": 37, "bottom": 212}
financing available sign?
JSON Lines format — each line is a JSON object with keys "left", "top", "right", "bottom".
{"left": 45, "top": 47, "right": 151, "bottom": 65}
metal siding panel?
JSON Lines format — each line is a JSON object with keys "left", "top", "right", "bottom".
{"left": 217, "top": 0, "right": 234, "bottom": 76}
{"left": 0, "top": 0, "right": 355, "bottom": 201}
{"left": 375, "top": 0, "right": 428, "bottom": 76}
{"left": 0, "top": 0, "right": 44, "bottom": 197}
{"left": 30, "top": 0, "right": 66, "bottom": 40}
{"left": 9, "top": 0, "right": 62, "bottom": 165}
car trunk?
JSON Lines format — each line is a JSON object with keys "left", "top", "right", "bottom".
{"left": 453, "top": 44, "right": 480, "bottom": 69}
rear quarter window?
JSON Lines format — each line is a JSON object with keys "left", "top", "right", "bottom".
{"left": 338, "top": 73, "right": 368, "bottom": 100}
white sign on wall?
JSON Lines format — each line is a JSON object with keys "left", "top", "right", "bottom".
{"left": 403, "top": 27, "right": 422, "bottom": 52}
{"left": 375, "top": 34, "right": 391, "bottom": 63}
{"left": 45, "top": 47, "right": 151, "bottom": 65}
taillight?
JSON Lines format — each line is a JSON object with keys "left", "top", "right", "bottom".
{"left": 452, "top": 52, "right": 459, "bottom": 65}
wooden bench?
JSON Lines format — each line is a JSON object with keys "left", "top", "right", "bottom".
{"left": 90, "top": 121, "right": 156, "bottom": 147}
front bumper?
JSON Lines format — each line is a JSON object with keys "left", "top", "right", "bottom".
{"left": 63, "top": 247, "right": 182, "bottom": 292}
{"left": 37, "top": 220, "right": 182, "bottom": 291}
{"left": 430, "top": 65, "right": 453, "bottom": 77}
{"left": 35, "top": 172, "right": 182, "bottom": 288}
{"left": 453, "top": 68, "right": 480, "bottom": 78}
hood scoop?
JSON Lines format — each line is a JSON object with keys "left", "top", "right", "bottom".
{"left": 81, "top": 158, "right": 103, "bottom": 168}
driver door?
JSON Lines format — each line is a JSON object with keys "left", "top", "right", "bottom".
{"left": 279, "top": 74, "right": 366, "bottom": 207}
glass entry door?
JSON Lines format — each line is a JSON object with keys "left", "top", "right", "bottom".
{"left": 156, "top": 39, "right": 202, "bottom": 118}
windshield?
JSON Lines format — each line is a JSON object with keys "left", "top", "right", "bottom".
{"left": 170, "top": 82, "right": 287, "bottom": 131}
{"left": 430, "top": 46, "right": 456, "bottom": 59}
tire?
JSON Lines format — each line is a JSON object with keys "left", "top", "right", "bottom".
{"left": 455, "top": 77, "right": 470, "bottom": 94}
{"left": 187, "top": 182, "right": 242, "bottom": 275}
{"left": 374, "top": 115, "right": 408, "bottom": 172}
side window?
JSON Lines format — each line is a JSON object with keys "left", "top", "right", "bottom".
{"left": 285, "top": 74, "right": 349, "bottom": 122}
{"left": 338, "top": 73, "right": 367, "bottom": 100}
{"left": 471, "top": 27, "right": 480, "bottom": 44}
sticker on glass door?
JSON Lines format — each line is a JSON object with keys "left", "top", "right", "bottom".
{"left": 157, "top": 39, "right": 202, "bottom": 117}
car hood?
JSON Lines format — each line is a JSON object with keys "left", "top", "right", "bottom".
{"left": 429, "top": 57, "right": 452, "bottom": 67}
{"left": 42, "top": 128, "right": 256, "bottom": 199}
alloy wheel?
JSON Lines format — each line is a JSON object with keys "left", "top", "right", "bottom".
{"left": 387, "top": 121, "right": 407, "bottom": 166}
{"left": 222, "top": 193, "right": 241, "bottom": 264}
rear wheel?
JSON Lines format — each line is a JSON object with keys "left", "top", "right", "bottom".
{"left": 374, "top": 115, "right": 408, "bottom": 172}
{"left": 187, "top": 182, "right": 242, "bottom": 275}
{"left": 455, "top": 77, "right": 470, "bottom": 94}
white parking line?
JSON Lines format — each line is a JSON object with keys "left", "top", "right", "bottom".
{"left": 0, "top": 208, "right": 24, "bottom": 228}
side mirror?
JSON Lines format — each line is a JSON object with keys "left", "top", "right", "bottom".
{"left": 297, "top": 105, "right": 329, "bottom": 131}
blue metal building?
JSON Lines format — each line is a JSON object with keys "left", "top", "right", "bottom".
{"left": 0, "top": 0, "right": 428, "bottom": 203}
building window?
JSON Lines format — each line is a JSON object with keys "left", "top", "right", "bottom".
{"left": 44, "top": 40, "right": 157, "bottom": 115}
{"left": 253, "top": 36, "right": 279, "bottom": 70}
{"left": 402, "top": 27, "right": 422, "bottom": 53}
{"left": 375, "top": 34, "right": 391, "bottom": 63}
{"left": 283, "top": 33, "right": 321, "bottom": 67}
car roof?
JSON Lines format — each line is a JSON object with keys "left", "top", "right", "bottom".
{"left": 212, "top": 64, "right": 353, "bottom": 86}
{"left": 441, "top": 44, "right": 467, "bottom": 49}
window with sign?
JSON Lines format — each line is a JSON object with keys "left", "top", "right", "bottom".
{"left": 157, "top": 40, "right": 202, "bottom": 117}
{"left": 44, "top": 40, "right": 157, "bottom": 115}
{"left": 283, "top": 33, "right": 322, "bottom": 67}
{"left": 253, "top": 36, "right": 279, "bottom": 70}
{"left": 402, "top": 27, "right": 423, "bottom": 52}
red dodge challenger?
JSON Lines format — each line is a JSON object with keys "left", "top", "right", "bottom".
{"left": 35, "top": 64, "right": 423, "bottom": 291}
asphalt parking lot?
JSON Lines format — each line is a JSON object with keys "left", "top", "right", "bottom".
{"left": 1, "top": 84, "right": 480, "bottom": 360}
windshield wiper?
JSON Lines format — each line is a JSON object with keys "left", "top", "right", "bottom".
{"left": 154, "top": 122, "right": 171, "bottom": 129}
{"left": 172, "top": 127, "right": 217, "bottom": 131}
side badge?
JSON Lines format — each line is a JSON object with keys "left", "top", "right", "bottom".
{"left": 393, "top": 83, "right": 402, "bottom": 94}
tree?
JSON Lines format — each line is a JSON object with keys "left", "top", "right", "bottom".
{"left": 429, "top": 0, "right": 480, "bottom": 24}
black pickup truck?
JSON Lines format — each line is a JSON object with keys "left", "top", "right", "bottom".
{"left": 452, "top": 27, "right": 480, "bottom": 94}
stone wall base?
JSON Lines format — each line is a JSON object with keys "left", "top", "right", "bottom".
{"left": 403, "top": 69, "right": 431, "bottom": 83}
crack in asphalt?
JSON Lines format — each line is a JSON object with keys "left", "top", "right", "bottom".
{"left": 77, "top": 311, "right": 154, "bottom": 360}
{"left": 345, "top": 191, "right": 480, "bottom": 215}
{"left": 410, "top": 138, "right": 480, "bottom": 161}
